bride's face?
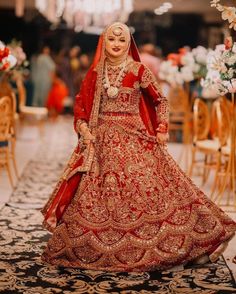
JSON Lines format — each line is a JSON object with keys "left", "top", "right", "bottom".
{"left": 105, "top": 27, "right": 129, "bottom": 58}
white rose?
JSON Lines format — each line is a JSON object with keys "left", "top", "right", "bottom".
{"left": 181, "top": 52, "right": 194, "bottom": 66}
{"left": 6, "top": 54, "right": 17, "bottom": 68}
{"left": 180, "top": 66, "right": 194, "bottom": 82}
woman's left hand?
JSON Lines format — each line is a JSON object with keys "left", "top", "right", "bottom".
{"left": 156, "top": 132, "right": 169, "bottom": 144}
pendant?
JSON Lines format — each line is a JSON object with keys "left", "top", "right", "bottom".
{"left": 107, "top": 86, "right": 119, "bottom": 98}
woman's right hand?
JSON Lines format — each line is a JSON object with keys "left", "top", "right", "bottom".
{"left": 79, "top": 122, "right": 89, "bottom": 136}
{"left": 83, "top": 131, "right": 95, "bottom": 145}
{"left": 78, "top": 122, "right": 95, "bottom": 145}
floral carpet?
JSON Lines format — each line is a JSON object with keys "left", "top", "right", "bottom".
{"left": 0, "top": 118, "right": 236, "bottom": 293}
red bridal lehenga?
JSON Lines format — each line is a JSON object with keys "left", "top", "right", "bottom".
{"left": 41, "top": 24, "right": 236, "bottom": 272}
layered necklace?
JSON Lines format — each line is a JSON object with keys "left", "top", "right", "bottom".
{"left": 103, "top": 59, "right": 127, "bottom": 99}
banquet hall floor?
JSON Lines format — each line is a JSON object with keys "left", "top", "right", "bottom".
{"left": 0, "top": 115, "right": 236, "bottom": 281}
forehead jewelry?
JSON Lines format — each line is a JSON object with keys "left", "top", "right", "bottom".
{"left": 112, "top": 27, "right": 123, "bottom": 36}
{"left": 105, "top": 23, "right": 130, "bottom": 42}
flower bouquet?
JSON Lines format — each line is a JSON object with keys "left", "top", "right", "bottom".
{"left": 201, "top": 37, "right": 236, "bottom": 96}
{"left": 0, "top": 40, "right": 28, "bottom": 98}
{"left": 7, "top": 39, "right": 28, "bottom": 73}
{"left": 0, "top": 41, "right": 17, "bottom": 73}
{"left": 159, "top": 46, "right": 209, "bottom": 87}
{"left": 211, "top": 0, "right": 236, "bottom": 30}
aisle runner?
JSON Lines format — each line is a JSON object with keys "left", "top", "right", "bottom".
{"left": 0, "top": 118, "right": 235, "bottom": 293}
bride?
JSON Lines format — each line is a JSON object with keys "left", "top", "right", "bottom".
{"left": 41, "top": 22, "right": 236, "bottom": 272}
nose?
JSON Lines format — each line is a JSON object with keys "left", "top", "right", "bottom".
{"left": 114, "top": 39, "right": 119, "bottom": 47}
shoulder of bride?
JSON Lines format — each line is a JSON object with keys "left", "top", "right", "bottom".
{"left": 127, "top": 60, "right": 142, "bottom": 76}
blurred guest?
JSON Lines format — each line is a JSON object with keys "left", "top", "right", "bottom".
{"left": 74, "top": 53, "right": 91, "bottom": 92}
{"left": 79, "top": 53, "right": 90, "bottom": 79}
{"left": 139, "top": 43, "right": 162, "bottom": 79}
{"left": 57, "top": 46, "right": 81, "bottom": 99}
{"left": 46, "top": 70, "right": 69, "bottom": 118}
{"left": 32, "top": 46, "right": 56, "bottom": 107}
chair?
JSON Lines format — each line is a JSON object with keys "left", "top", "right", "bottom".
{"left": 0, "top": 79, "right": 20, "bottom": 179}
{"left": 188, "top": 98, "right": 222, "bottom": 187}
{"left": 16, "top": 78, "right": 48, "bottom": 136}
{"left": 6, "top": 92, "right": 19, "bottom": 179}
{"left": 168, "top": 86, "right": 191, "bottom": 144}
{"left": 0, "top": 96, "right": 15, "bottom": 187}
{"left": 167, "top": 86, "right": 192, "bottom": 170}
{"left": 210, "top": 97, "right": 231, "bottom": 201}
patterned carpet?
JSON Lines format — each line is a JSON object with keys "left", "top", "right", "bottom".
{"left": 0, "top": 117, "right": 236, "bottom": 293}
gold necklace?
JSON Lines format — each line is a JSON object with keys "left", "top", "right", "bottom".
{"left": 103, "top": 60, "right": 127, "bottom": 99}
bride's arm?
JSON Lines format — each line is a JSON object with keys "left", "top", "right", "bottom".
{"left": 74, "top": 92, "right": 94, "bottom": 144}
{"left": 74, "top": 92, "right": 88, "bottom": 133}
{"left": 139, "top": 64, "right": 169, "bottom": 142}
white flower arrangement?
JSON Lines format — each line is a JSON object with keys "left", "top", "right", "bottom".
{"left": 159, "top": 46, "right": 209, "bottom": 87}
{"left": 7, "top": 39, "right": 27, "bottom": 68}
{"left": 191, "top": 46, "right": 209, "bottom": 79}
{"left": 201, "top": 37, "right": 236, "bottom": 95}
{"left": 211, "top": 0, "right": 236, "bottom": 30}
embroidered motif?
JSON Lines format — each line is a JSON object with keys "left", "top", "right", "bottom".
{"left": 100, "top": 86, "right": 141, "bottom": 114}
{"left": 128, "top": 61, "right": 142, "bottom": 76}
{"left": 140, "top": 65, "right": 156, "bottom": 88}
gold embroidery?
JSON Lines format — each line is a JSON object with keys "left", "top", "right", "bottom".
{"left": 89, "top": 42, "right": 105, "bottom": 130}
{"left": 140, "top": 64, "right": 169, "bottom": 131}
{"left": 140, "top": 64, "right": 164, "bottom": 98}
{"left": 100, "top": 87, "right": 141, "bottom": 114}
{"left": 42, "top": 113, "right": 236, "bottom": 271}
{"left": 133, "top": 81, "right": 140, "bottom": 89}
{"left": 128, "top": 61, "right": 141, "bottom": 76}
{"left": 140, "top": 65, "right": 156, "bottom": 88}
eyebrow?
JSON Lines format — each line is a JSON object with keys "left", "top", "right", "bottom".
{"left": 107, "top": 34, "right": 126, "bottom": 39}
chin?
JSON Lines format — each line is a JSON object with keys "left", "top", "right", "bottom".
{"left": 111, "top": 53, "right": 123, "bottom": 58}
{"left": 107, "top": 50, "right": 122, "bottom": 58}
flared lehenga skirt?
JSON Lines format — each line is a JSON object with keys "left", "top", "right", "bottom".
{"left": 42, "top": 113, "right": 236, "bottom": 271}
